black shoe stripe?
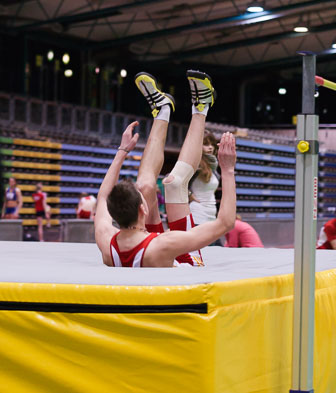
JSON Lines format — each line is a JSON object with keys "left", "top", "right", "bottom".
{"left": 190, "top": 91, "right": 212, "bottom": 96}
{"left": 191, "top": 80, "right": 199, "bottom": 103}
{"left": 140, "top": 81, "right": 168, "bottom": 107}
{"left": 141, "top": 81, "right": 156, "bottom": 106}
{"left": 191, "top": 91, "right": 212, "bottom": 97}
{"left": 191, "top": 89, "right": 212, "bottom": 94}
{"left": 143, "top": 95, "right": 167, "bottom": 105}
{"left": 152, "top": 92, "right": 163, "bottom": 99}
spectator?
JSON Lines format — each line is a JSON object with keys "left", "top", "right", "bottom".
{"left": 225, "top": 215, "right": 264, "bottom": 247}
{"left": 76, "top": 192, "right": 97, "bottom": 219}
{"left": 189, "top": 131, "right": 221, "bottom": 245}
{"left": 32, "top": 182, "right": 51, "bottom": 241}
{"left": 317, "top": 218, "right": 336, "bottom": 249}
{"left": 1, "top": 177, "right": 23, "bottom": 219}
{"left": 156, "top": 184, "right": 166, "bottom": 219}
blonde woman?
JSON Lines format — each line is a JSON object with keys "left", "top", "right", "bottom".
{"left": 189, "top": 132, "right": 220, "bottom": 219}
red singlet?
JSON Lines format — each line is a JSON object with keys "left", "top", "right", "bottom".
{"left": 32, "top": 191, "right": 45, "bottom": 212}
{"left": 110, "top": 232, "right": 159, "bottom": 267}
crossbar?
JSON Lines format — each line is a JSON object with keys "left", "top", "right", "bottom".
{"left": 315, "top": 75, "right": 336, "bottom": 91}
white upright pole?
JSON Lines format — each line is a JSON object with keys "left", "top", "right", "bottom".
{"left": 290, "top": 53, "right": 318, "bottom": 393}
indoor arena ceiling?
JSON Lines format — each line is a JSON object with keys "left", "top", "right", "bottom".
{"left": 2, "top": 0, "right": 336, "bottom": 73}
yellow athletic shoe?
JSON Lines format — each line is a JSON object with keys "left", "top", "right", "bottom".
{"left": 135, "top": 72, "right": 175, "bottom": 118}
{"left": 187, "top": 70, "right": 216, "bottom": 111}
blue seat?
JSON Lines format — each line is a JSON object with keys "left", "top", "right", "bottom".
{"left": 235, "top": 176, "right": 295, "bottom": 186}
{"left": 60, "top": 186, "right": 100, "bottom": 193}
{"left": 62, "top": 143, "right": 143, "bottom": 157}
{"left": 236, "top": 138, "right": 295, "bottom": 153}
{"left": 237, "top": 151, "right": 295, "bottom": 164}
{"left": 236, "top": 188, "right": 295, "bottom": 197}
{"left": 237, "top": 201, "right": 295, "bottom": 208}
{"left": 236, "top": 163, "right": 295, "bottom": 175}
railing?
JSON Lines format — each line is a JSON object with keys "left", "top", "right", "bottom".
{"left": 0, "top": 92, "right": 186, "bottom": 148}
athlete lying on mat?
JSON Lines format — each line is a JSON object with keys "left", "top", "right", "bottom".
{"left": 95, "top": 70, "right": 236, "bottom": 267}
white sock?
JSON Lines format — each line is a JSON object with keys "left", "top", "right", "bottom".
{"left": 192, "top": 103, "right": 209, "bottom": 116}
{"left": 156, "top": 105, "right": 171, "bottom": 122}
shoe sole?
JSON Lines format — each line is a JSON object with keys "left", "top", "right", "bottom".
{"left": 134, "top": 72, "right": 175, "bottom": 112}
{"left": 186, "top": 70, "right": 213, "bottom": 83}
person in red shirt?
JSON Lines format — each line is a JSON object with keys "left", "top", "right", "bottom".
{"left": 32, "top": 182, "right": 51, "bottom": 241}
{"left": 317, "top": 218, "right": 336, "bottom": 249}
{"left": 225, "top": 215, "right": 264, "bottom": 248}
{"left": 76, "top": 193, "right": 97, "bottom": 219}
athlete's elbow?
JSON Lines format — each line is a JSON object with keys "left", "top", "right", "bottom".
{"left": 226, "top": 217, "right": 235, "bottom": 232}
{"left": 217, "top": 215, "right": 235, "bottom": 235}
{"left": 103, "top": 258, "right": 113, "bottom": 267}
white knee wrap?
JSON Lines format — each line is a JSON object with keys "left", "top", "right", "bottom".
{"left": 163, "top": 161, "right": 194, "bottom": 203}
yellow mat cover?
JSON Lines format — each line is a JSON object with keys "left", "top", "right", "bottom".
{"left": 0, "top": 269, "right": 335, "bottom": 393}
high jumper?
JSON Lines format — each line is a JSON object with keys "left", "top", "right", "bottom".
{"left": 95, "top": 70, "right": 236, "bottom": 267}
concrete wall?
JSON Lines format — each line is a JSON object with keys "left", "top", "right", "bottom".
{"left": 240, "top": 218, "right": 327, "bottom": 248}
{"left": 0, "top": 220, "right": 23, "bottom": 241}
{"left": 59, "top": 218, "right": 329, "bottom": 247}
{"left": 61, "top": 219, "right": 95, "bottom": 243}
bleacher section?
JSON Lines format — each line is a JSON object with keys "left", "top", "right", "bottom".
{"left": 319, "top": 151, "right": 336, "bottom": 217}
{"left": 1, "top": 93, "right": 336, "bottom": 228}
{"left": 2, "top": 132, "right": 336, "bottom": 226}
{"left": 0, "top": 136, "right": 142, "bottom": 227}
{"left": 227, "top": 138, "right": 296, "bottom": 218}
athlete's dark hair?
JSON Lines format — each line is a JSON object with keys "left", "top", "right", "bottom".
{"left": 107, "top": 180, "right": 142, "bottom": 228}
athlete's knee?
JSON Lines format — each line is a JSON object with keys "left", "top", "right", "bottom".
{"left": 136, "top": 180, "right": 156, "bottom": 201}
{"left": 163, "top": 161, "right": 194, "bottom": 203}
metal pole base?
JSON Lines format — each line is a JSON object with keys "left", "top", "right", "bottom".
{"left": 290, "top": 390, "right": 314, "bottom": 393}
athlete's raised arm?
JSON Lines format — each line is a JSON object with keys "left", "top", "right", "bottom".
{"left": 95, "top": 121, "right": 139, "bottom": 261}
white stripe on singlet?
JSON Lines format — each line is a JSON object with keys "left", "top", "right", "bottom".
{"left": 317, "top": 226, "right": 327, "bottom": 248}
{"left": 132, "top": 249, "right": 144, "bottom": 268}
{"left": 111, "top": 244, "right": 145, "bottom": 268}
{"left": 186, "top": 214, "right": 192, "bottom": 231}
{"left": 111, "top": 246, "right": 122, "bottom": 267}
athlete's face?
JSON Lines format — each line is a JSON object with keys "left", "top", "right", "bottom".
{"left": 203, "top": 143, "right": 215, "bottom": 155}
{"left": 9, "top": 178, "right": 16, "bottom": 188}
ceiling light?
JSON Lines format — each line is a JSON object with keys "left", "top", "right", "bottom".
{"left": 62, "top": 53, "right": 70, "bottom": 64}
{"left": 120, "top": 69, "right": 127, "bottom": 78}
{"left": 246, "top": 2, "right": 264, "bottom": 13}
{"left": 294, "top": 26, "right": 309, "bottom": 33}
{"left": 278, "top": 88, "right": 287, "bottom": 95}
{"left": 64, "top": 69, "right": 73, "bottom": 77}
{"left": 47, "top": 50, "right": 54, "bottom": 61}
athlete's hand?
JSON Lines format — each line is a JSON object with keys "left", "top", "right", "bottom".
{"left": 119, "top": 121, "right": 139, "bottom": 153}
{"left": 218, "top": 132, "right": 236, "bottom": 173}
{"left": 189, "top": 193, "right": 200, "bottom": 203}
